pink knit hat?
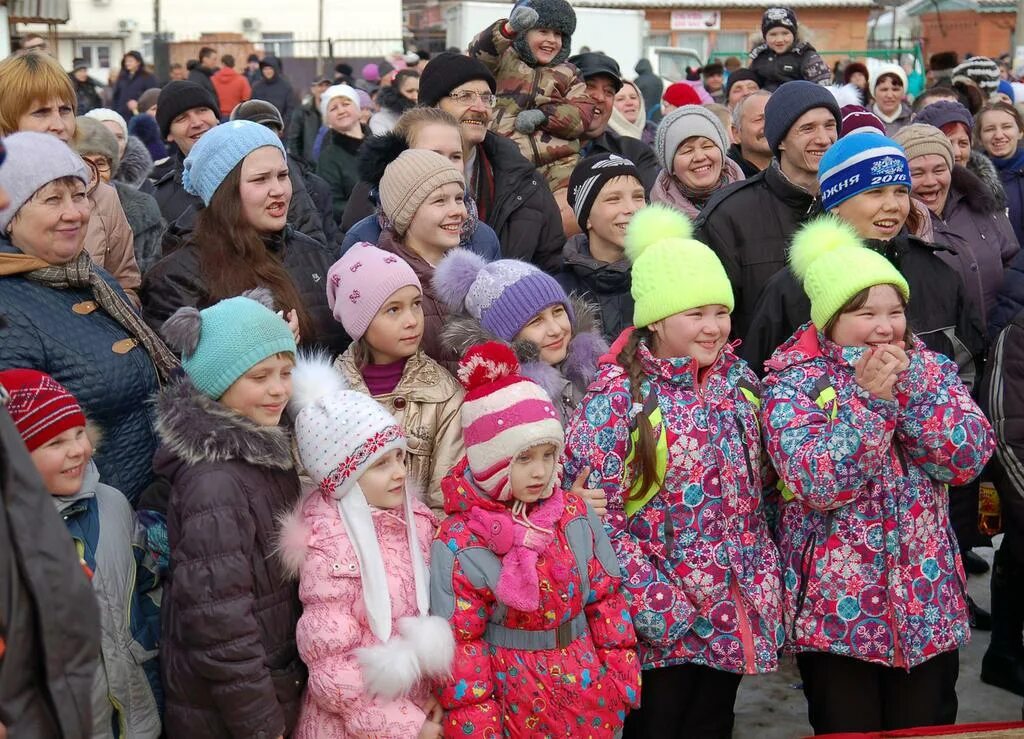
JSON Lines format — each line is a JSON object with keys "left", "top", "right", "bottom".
{"left": 326, "top": 242, "right": 421, "bottom": 340}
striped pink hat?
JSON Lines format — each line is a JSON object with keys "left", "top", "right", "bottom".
{"left": 457, "top": 342, "right": 564, "bottom": 501}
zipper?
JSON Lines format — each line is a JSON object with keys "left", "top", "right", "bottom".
{"left": 730, "top": 577, "right": 758, "bottom": 674}
{"left": 527, "top": 68, "right": 543, "bottom": 165}
{"left": 894, "top": 443, "right": 909, "bottom": 477}
{"left": 791, "top": 532, "right": 816, "bottom": 639}
{"left": 734, "top": 411, "right": 756, "bottom": 486}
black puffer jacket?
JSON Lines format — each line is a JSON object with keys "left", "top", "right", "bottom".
{"left": 251, "top": 57, "right": 296, "bottom": 135}
{"left": 154, "top": 379, "right": 306, "bottom": 738}
{"left": 144, "top": 151, "right": 203, "bottom": 251}
{"left": 748, "top": 40, "right": 831, "bottom": 91}
{"left": 556, "top": 233, "right": 633, "bottom": 341}
{"left": 286, "top": 99, "right": 322, "bottom": 167}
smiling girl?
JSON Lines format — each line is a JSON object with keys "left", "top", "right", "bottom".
{"left": 978, "top": 102, "right": 1024, "bottom": 248}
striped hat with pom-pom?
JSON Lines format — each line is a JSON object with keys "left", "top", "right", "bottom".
{"left": 790, "top": 216, "right": 910, "bottom": 328}
{"left": 624, "top": 204, "right": 734, "bottom": 328}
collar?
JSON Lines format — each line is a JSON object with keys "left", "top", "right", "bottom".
{"left": 765, "top": 162, "right": 818, "bottom": 209}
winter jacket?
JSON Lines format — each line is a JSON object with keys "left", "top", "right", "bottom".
{"left": 112, "top": 64, "right": 159, "bottom": 121}
{"left": 154, "top": 379, "right": 306, "bottom": 738}
{"left": 317, "top": 129, "right": 365, "bottom": 224}
{"left": 251, "top": 57, "right": 297, "bottom": 134}
{"left": 470, "top": 19, "right": 593, "bottom": 191}
{"left": 761, "top": 325, "right": 994, "bottom": 667}
{"left": 563, "top": 337, "right": 785, "bottom": 674}
{"left": 57, "top": 463, "right": 162, "bottom": 738}
{"left": 579, "top": 129, "right": 661, "bottom": 196}
{"left": 114, "top": 181, "right": 164, "bottom": 274}
{"left": 141, "top": 226, "right": 349, "bottom": 357}
{"left": 114, "top": 136, "right": 155, "bottom": 189}
{"left": 431, "top": 460, "right": 640, "bottom": 736}
{"left": 651, "top": 158, "right": 746, "bottom": 219}
{"left": 0, "top": 239, "right": 161, "bottom": 502}
{"left": 0, "top": 401, "right": 100, "bottom": 737}
{"left": 368, "top": 86, "right": 415, "bottom": 136}
{"left": 211, "top": 66, "right": 252, "bottom": 117}
{"left": 188, "top": 65, "right": 221, "bottom": 114}
{"left": 144, "top": 150, "right": 203, "bottom": 245}
{"left": 992, "top": 147, "right": 1024, "bottom": 250}
{"left": 335, "top": 348, "right": 464, "bottom": 512}
{"left": 85, "top": 181, "right": 142, "bottom": 303}
{"left": 287, "top": 100, "right": 323, "bottom": 167}
{"left": 727, "top": 143, "right": 765, "bottom": 179}
{"left": 991, "top": 248, "right": 1024, "bottom": 335}
{"left": 873, "top": 102, "right": 914, "bottom": 137}
{"left": 281, "top": 488, "right": 438, "bottom": 738}
{"left": 557, "top": 234, "right": 634, "bottom": 340}
{"left": 695, "top": 162, "right": 820, "bottom": 340}
{"left": 72, "top": 73, "right": 104, "bottom": 115}
{"left": 633, "top": 60, "right": 663, "bottom": 120}
{"left": 127, "top": 115, "right": 167, "bottom": 164}
{"left": 748, "top": 40, "right": 831, "bottom": 91}
{"left": 968, "top": 148, "right": 1007, "bottom": 211}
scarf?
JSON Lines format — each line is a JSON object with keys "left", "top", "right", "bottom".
{"left": 991, "top": 147, "right": 1024, "bottom": 173}
{"left": 651, "top": 168, "right": 730, "bottom": 218}
{"left": 608, "top": 82, "right": 647, "bottom": 141}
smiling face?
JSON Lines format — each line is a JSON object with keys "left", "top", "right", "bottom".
{"left": 168, "top": 106, "right": 218, "bottom": 155}
{"left": 735, "top": 93, "right": 770, "bottom": 157}
{"left": 18, "top": 97, "right": 75, "bottom": 142}
{"left": 766, "top": 27, "right": 795, "bottom": 54}
{"left": 614, "top": 83, "right": 642, "bottom": 124}
{"left": 526, "top": 28, "right": 563, "bottom": 65}
{"left": 586, "top": 174, "right": 646, "bottom": 255}
{"left": 908, "top": 153, "right": 951, "bottom": 216}
{"left": 979, "top": 108, "right": 1022, "bottom": 158}
{"left": 438, "top": 82, "right": 494, "bottom": 147}
{"left": 326, "top": 96, "right": 361, "bottom": 134}
{"left": 673, "top": 136, "right": 723, "bottom": 190}
{"left": 827, "top": 285, "right": 907, "bottom": 347}
{"left": 649, "top": 304, "right": 731, "bottom": 366}
{"left": 363, "top": 285, "right": 424, "bottom": 364}
{"left": 8, "top": 177, "right": 91, "bottom": 264}
{"left": 584, "top": 76, "right": 617, "bottom": 139}
{"left": 874, "top": 75, "right": 904, "bottom": 116}
{"left": 778, "top": 107, "right": 838, "bottom": 181}
{"left": 219, "top": 353, "right": 294, "bottom": 425}
{"left": 404, "top": 182, "right": 467, "bottom": 257}
{"left": 832, "top": 184, "right": 910, "bottom": 241}
{"left": 509, "top": 442, "right": 558, "bottom": 504}
{"left": 358, "top": 448, "right": 408, "bottom": 509}
{"left": 516, "top": 303, "right": 572, "bottom": 365}
{"left": 30, "top": 426, "right": 92, "bottom": 497}
{"left": 944, "top": 123, "right": 972, "bottom": 167}
{"left": 408, "top": 122, "right": 464, "bottom": 167}
{"left": 238, "top": 146, "right": 291, "bottom": 233}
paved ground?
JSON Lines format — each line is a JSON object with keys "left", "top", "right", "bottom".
{"left": 733, "top": 539, "right": 1023, "bottom": 738}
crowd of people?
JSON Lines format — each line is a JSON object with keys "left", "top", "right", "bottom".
{"left": 3, "top": 2, "right": 1024, "bottom": 737}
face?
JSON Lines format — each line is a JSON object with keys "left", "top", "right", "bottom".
{"left": 516, "top": 304, "right": 572, "bottom": 365}
{"left": 409, "top": 123, "right": 464, "bottom": 167}
{"left": 829, "top": 285, "right": 907, "bottom": 347}
{"left": 979, "top": 109, "right": 1022, "bottom": 158}
{"left": 100, "top": 119, "right": 128, "bottom": 158}
{"left": 727, "top": 79, "right": 759, "bottom": 108}
{"left": 509, "top": 443, "right": 558, "bottom": 504}
{"left": 239, "top": 146, "right": 291, "bottom": 232}
{"left": 82, "top": 154, "right": 113, "bottom": 184}
{"left": 326, "top": 96, "right": 360, "bottom": 133}
{"left": 219, "top": 354, "right": 294, "bottom": 426}
{"left": 18, "top": 97, "right": 75, "bottom": 142}
{"left": 943, "top": 124, "right": 971, "bottom": 167}
{"left": 169, "top": 66, "right": 186, "bottom": 81}
{"left": 74, "top": 68, "right": 89, "bottom": 82}
{"left": 168, "top": 107, "right": 217, "bottom": 154}
{"left": 586, "top": 175, "right": 646, "bottom": 251}
{"left": 201, "top": 52, "right": 217, "bottom": 67}
{"left": 735, "top": 94, "right": 770, "bottom": 157}
{"left": 584, "top": 76, "right": 617, "bottom": 139}
{"left": 358, "top": 448, "right": 408, "bottom": 509}
{"left": 849, "top": 71, "right": 867, "bottom": 89}
{"left": 438, "top": 82, "right": 493, "bottom": 147}
{"left": 405, "top": 182, "right": 466, "bottom": 252}
{"left": 261, "top": 65, "right": 276, "bottom": 80}
{"left": 363, "top": 285, "right": 424, "bottom": 364}
{"left": 703, "top": 73, "right": 724, "bottom": 93}
{"left": 778, "top": 107, "right": 837, "bottom": 178}
{"left": 123, "top": 55, "right": 139, "bottom": 72}
{"left": 649, "top": 305, "right": 731, "bottom": 366}
{"left": 766, "top": 28, "right": 795, "bottom": 54}
{"left": 30, "top": 426, "right": 92, "bottom": 497}
{"left": 874, "top": 77, "right": 904, "bottom": 115}
{"left": 832, "top": 185, "right": 910, "bottom": 241}
{"left": 526, "top": 28, "right": 562, "bottom": 66}
{"left": 614, "top": 84, "right": 641, "bottom": 124}
{"left": 398, "top": 76, "right": 419, "bottom": 102}
{"left": 8, "top": 179, "right": 91, "bottom": 264}
{"left": 673, "top": 136, "right": 723, "bottom": 190}
{"left": 908, "top": 154, "right": 951, "bottom": 215}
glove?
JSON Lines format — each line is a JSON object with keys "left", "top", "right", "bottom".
{"left": 507, "top": 4, "right": 539, "bottom": 33}
{"left": 515, "top": 109, "right": 548, "bottom": 135}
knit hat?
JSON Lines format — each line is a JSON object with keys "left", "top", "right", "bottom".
{"left": 326, "top": 243, "right": 422, "bottom": 340}
{"left": 137, "top": 87, "right": 161, "bottom": 115}
{"left": 0, "top": 369, "right": 86, "bottom": 452}
{"left": 654, "top": 105, "right": 730, "bottom": 173}
{"left": 567, "top": 152, "right": 643, "bottom": 230}
{"left": 511, "top": 0, "right": 576, "bottom": 67}
{"left": 625, "top": 204, "right": 734, "bottom": 327}
{"left": 72, "top": 58, "right": 88, "bottom": 72}
{"left": 161, "top": 289, "right": 296, "bottom": 399}
{"left": 319, "top": 84, "right": 361, "bottom": 122}
{"left": 0, "top": 132, "right": 89, "bottom": 233}
{"left": 930, "top": 51, "right": 959, "bottom": 72}
{"left": 871, "top": 63, "right": 908, "bottom": 92}
{"left": 764, "top": 80, "right": 841, "bottom": 157}
{"left": 155, "top": 80, "right": 218, "bottom": 138}
{"left": 230, "top": 99, "right": 285, "bottom": 131}
{"left": 418, "top": 52, "right": 496, "bottom": 107}
{"left": 999, "top": 79, "right": 1016, "bottom": 102}
{"left": 790, "top": 216, "right": 910, "bottom": 328}
{"left": 840, "top": 105, "right": 885, "bottom": 137}
{"left": 362, "top": 63, "right": 381, "bottom": 83}
{"left": 817, "top": 132, "right": 910, "bottom": 211}
{"left": 73, "top": 116, "right": 120, "bottom": 171}
{"left": 182, "top": 120, "right": 286, "bottom": 206}
{"left": 912, "top": 99, "right": 973, "bottom": 133}
{"left": 953, "top": 56, "right": 1000, "bottom": 96}
{"left": 83, "top": 108, "right": 128, "bottom": 141}
{"left": 378, "top": 149, "right": 465, "bottom": 236}
{"left": 724, "top": 68, "right": 760, "bottom": 100}
{"left": 892, "top": 123, "right": 954, "bottom": 171}
{"left": 762, "top": 7, "right": 798, "bottom": 37}
{"left": 433, "top": 250, "right": 573, "bottom": 341}
{"left": 662, "top": 81, "right": 702, "bottom": 108}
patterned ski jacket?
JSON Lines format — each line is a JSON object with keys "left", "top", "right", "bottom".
{"left": 761, "top": 324, "right": 995, "bottom": 668}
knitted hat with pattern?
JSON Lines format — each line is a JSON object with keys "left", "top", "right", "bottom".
{"left": 0, "top": 132, "right": 89, "bottom": 233}
{"left": 817, "top": 132, "right": 910, "bottom": 212}
{"left": 654, "top": 104, "right": 730, "bottom": 174}
{"left": 182, "top": 120, "right": 286, "bottom": 206}
{"left": 953, "top": 56, "right": 1001, "bottom": 96}
{"left": 326, "top": 242, "right": 422, "bottom": 340}
{"left": 892, "top": 123, "right": 954, "bottom": 171}
{"left": 379, "top": 149, "right": 465, "bottom": 236}
{"left": 567, "top": 153, "right": 643, "bottom": 231}
{"left": 625, "top": 204, "right": 733, "bottom": 327}
{"left": 762, "top": 7, "right": 797, "bottom": 37}
{"left": 0, "top": 369, "right": 86, "bottom": 452}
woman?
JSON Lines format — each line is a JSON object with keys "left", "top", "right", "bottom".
{"left": 141, "top": 120, "right": 348, "bottom": 356}
{"left": 977, "top": 102, "right": 1024, "bottom": 247}
{"left": 316, "top": 84, "right": 367, "bottom": 224}
{"left": 843, "top": 61, "right": 870, "bottom": 104}
{"left": 0, "top": 132, "right": 177, "bottom": 502}
{"left": 111, "top": 51, "right": 159, "bottom": 121}
{"left": 368, "top": 68, "right": 419, "bottom": 135}
{"left": 610, "top": 80, "right": 656, "bottom": 146}
{"left": 651, "top": 105, "right": 744, "bottom": 218}
{"left": 871, "top": 64, "right": 912, "bottom": 136}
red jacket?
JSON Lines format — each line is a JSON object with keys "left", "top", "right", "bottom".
{"left": 211, "top": 67, "right": 251, "bottom": 117}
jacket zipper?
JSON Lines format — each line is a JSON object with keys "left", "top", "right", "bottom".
{"left": 527, "top": 68, "right": 544, "bottom": 165}
{"left": 730, "top": 577, "right": 758, "bottom": 674}
{"left": 734, "top": 411, "right": 756, "bottom": 485}
{"left": 792, "top": 532, "right": 816, "bottom": 639}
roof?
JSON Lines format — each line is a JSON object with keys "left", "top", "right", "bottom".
{"left": 577, "top": 0, "right": 874, "bottom": 7}
{"left": 7, "top": 0, "right": 68, "bottom": 22}
{"left": 905, "top": 0, "right": 1013, "bottom": 14}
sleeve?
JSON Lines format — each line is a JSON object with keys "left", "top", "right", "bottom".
{"left": 98, "top": 185, "right": 143, "bottom": 305}
{"left": 316, "top": 152, "right": 353, "bottom": 225}
{"left": 469, "top": 19, "right": 512, "bottom": 73}
{"left": 894, "top": 349, "right": 995, "bottom": 486}
{"left": 694, "top": 213, "right": 742, "bottom": 309}
{"left": 761, "top": 373, "right": 898, "bottom": 511}
{"left": 952, "top": 269, "right": 988, "bottom": 391}
{"left": 990, "top": 251, "right": 1024, "bottom": 336}
{"left": 532, "top": 178, "right": 568, "bottom": 275}
{"left": 987, "top": 321, "right": 1024, "bottom": 534}
{"left": 739, "top": 271, "right": 809, "bottom": 377}
{"left": 241, "top": 75, "right": 252, "bottom": 102}
{"left": 140, "top": 253, "right": 206, "bottom": 335}
{"left": 800, "top": 50, "right": 832, "bottom": 85}
{"left": 535, "top": 73, "right": 591, "bottom": 140}
{"left": 286, "top": 108, "right": 305, "bottom": 161}
{"left": 427, "top": 390, "right": 466, "bottom": 514}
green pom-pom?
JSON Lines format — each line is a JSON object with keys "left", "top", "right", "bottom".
{"left": 789, "top": 216, "right": 863, "bottom": 281}
{"left": 624, "top": 204, "right": 694, "bottom": 263}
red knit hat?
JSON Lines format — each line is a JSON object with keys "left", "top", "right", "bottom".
{"left": 662, "top": 82, "right": 702, "bottom": 108}
{"left": 0, "top": 369, "right": 86, "bottom": 451}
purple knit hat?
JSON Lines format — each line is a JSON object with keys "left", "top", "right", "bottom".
{"left": 326, "top": 242, "right": 421, "bottom": 340}
{"left": 912, "top": 99, "right": 974, "bottom": 133}
{"left": 433, "top": 250, "right": 573, "bottom": 342}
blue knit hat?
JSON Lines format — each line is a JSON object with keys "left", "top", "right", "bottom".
{"left": 182, "top": 120, "right": 286, "bottom": 206}
{"left": 764, "top": 80, "right": 841, "bottom": 158}
{"left": 161, "top": 288, "right": 297, "bottom": 399}
{"left": 817, "top": 132, "right": 910, "bottom": 212}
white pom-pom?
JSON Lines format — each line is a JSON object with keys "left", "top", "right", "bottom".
{"left": 624, "top": 204, "right": 694, "bottom": 263}
{"left": 398, "top": 615, "right": 455, "bottom": 678}
{"left": 826, "top": 83, "right": 863, "bottom": 108}
{"left": 288, "top": 351, "right": 349, "bottom": 417}
{"left": 789, "top": 216, "right": 863, "bottom": 281}
{"left": 274, "top": 504, "right": 308, "bottom": 578}
{"left": 357, "top": 636, "right": 422, "bottom": 699}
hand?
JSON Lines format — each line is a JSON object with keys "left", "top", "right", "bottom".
{"left": 871, "top": 341, "right": 910, "bottom": 375}
{"left": 285, "top": 309, "right": 301, "bottom": 344}
{"left": 570, "top": 467, "right": 608, "bottom": 517}
{"left": 514, "top": 109, "right": 547, "bottom": 135}
{"left": 507, "top": 4, "right": 539, "bottom": 33}
{"left": 854, "top": 347, "right": 901, "bottom": 401}
{"left": 127, "top": 99, "right": 138, "bottom": 113}
{"left": 417, "top": 719, "right": 443, "bottom": 739}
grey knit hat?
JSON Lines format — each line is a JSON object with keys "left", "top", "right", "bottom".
{"left": 0, "top": 132, "right": 89, "bottom": 233}
{"left": 379, "top": 149, "right": 465, "bottom": 236}
{"left": 73, "top": 116, "right": 121, "bottom": 171}
{"left": 654, "top": 105, "right": 730, "bottom": 173}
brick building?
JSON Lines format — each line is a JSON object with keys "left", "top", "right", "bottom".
{"left": 907, "top": 0, "right": 1014, "bottom": 61}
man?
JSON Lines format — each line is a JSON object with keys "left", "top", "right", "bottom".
{"left": 168, "top": 62, "right": 187, "bottom": 82}
{"left": 725, "top": 68, "right": 761, "bottom": 109}
{"left": 702, "top": 61, "right": 726, "bottom": 104}
{"left": 695, "top": 80, "right": 840, "bottom": 338}
{"left": 250, "top": 55, "right": 296, "bottom": 137}
{"left": 211, "top": 53, "right": 251, "bottom": 118}
{"left": 728, "top": 89, "right": 771, "bottom": 177}
{"left": 245, "top": 53, "right": 262, "bottom": 86}
{"left": 19, "top": 33, "right": 48, "bottom": 54}
{"left": 70, "top": 58, "right": 103, "bottom": 114}
{"left": 188, "top": 46, "right": 221, "bottom": 114}
{"left": 633, "top": 59, "right": 663, "bottom": 121}
{"left": 421, "top": 50, "right": 564, "bottom": 272}
{"left": 287, "top": 77, "right": 331, "bottom": 166}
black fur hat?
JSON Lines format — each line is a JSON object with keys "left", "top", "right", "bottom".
{"left": 512, "top": 0, "right": 576, "bottom": 67}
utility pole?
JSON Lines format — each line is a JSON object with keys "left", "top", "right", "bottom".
{"left": 317, "top": 0, "right": 325, "bottom": 77}
{"left": 1015, "top": 0, "right": 1024, "bottom": 66}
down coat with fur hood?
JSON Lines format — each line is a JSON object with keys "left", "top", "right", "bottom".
{"left": 153, "top": 379, "right": 306, "bottom": 738}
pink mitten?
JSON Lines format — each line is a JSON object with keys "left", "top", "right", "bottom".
{"left": 467, "top": 508, "right": 515, "bottom": 555}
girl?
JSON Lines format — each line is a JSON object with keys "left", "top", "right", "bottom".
{"left": 761, "top": 216, "right": 995, "bottom": 734}
{"left": 280, "top": 354, "right": 454, "bottom": 738}
{"left": 977, "top": 102, "right": 1024, "bottom": 248}
{"left": 155, "top": 290, "right": 306, "bottom": 737}
{"left": 563, "top": 205, "right": 784, "bottom": 738}
{"left": 326, "top": 242, "right": 465, "bottom": 514}
{"left": 431, "top": 341, "right": 640, "bottom": 736}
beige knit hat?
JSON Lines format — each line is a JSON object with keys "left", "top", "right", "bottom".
{"left": 379, "top": 149, "right": 465, "bottom": 236}
{"left": 892, "top": 123, "right": 954, "bottom": 171}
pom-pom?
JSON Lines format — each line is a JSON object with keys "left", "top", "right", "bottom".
{"left": 357, "top": 132, "right": 409, "bottom": 187}
{"left": 288, "top": 350, "right": 349, "bottom": 417}
{"left": 240, "top": 286, "right": 277, "bottom": 311}
{"left": 357, "top": 637, "right": 422, "bottom": 699}
{"left": 826, "top": 83, "right": 863, "bottom": 108}
{"left": 457, "top": 341, "right": 520, "bottom": 391}
{"left": 432, "top": 249, "right": 486, "bottom": 311}
{"left": 274, "top": 505, "right": 308, "bottom": 578}
{"left": 161, "top": 306, "right": 202, "bottom": 357}
{"left": 399, "top": 615, "right": 455, "bottom": 678}
{"left": 624, "top": 204, "right": 694, "bottom": 264}
{"left": 789, "top": 216, "right": 863, "bottom": 281}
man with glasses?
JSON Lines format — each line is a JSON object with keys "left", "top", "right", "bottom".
{"left": 419, "top": 51, "right": 564, "bottom": 272}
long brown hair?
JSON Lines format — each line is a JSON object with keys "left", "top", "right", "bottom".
{"left": 617, "top": 327, "right": 662, "bottom": 502}
{"left": 194, "top": 163, "right": 314, "bottom": 338}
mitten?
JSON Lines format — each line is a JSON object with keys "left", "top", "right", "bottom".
{"left": 515, "top": 109, "right": 548, "bottom": 134}
{"left": 507, "top": 4, "right": 539, "bottom": 33}
{"left": 467, "top": 508, "right": 516, "bottom": 555}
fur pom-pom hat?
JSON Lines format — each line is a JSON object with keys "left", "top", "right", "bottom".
{"left": 790, "top": 216, "right": 911, "bottom": 328}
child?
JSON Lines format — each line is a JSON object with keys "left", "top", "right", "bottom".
{"left": 280, "top": 354, "right": 455, "bottom": 738}
{"left": 326, "top": 242, "right": 465, "bottom": 514}
{"left": 761, "top": 217, "right": 995, "bottom": 734}
{"left": 0, "top": 369, "right": 162, "bottom": 738}
{"left": 155, "top": 289, "right": 307, "bottom": 737}
{"left": 469, "top": 0, "right": 593, "bottom": 195}
{"left": 748, "top": 7, "right": 831, "bottom": 91}
{"left": 563, "top": 205, "right": 784, "bottom": 738}
{"left": 431, "top": 342, "right": 639, "bottom": 735}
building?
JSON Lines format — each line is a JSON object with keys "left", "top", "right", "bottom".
{"left": 906, "top": 0, "right": 1013, "bottom": 60}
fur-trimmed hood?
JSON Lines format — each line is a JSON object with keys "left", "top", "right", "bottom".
{"left": 375, "top": 85, "right": 416, "bottom": 117}
{"left": 114, "top": 136, "right": 154, "bottom": 189}
{"left": 967, "top": 148, "right": 1007, "bottom": 211}
{"left": 951, "top": 162, "right": 1002, "bottom": 216}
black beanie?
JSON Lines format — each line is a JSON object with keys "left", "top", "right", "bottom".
{"left": 763, "top": 80, "right": 840, "bottom": 158}
{"left": 156, "top": 80, "right": 218, "bottom": 138}
{"left": 725, "top": 68, "right": 760, "bottom": 99}
{"left": 418, "top": 52, "right": 496, "bottom": 107}
{"left": 568, "top": 153, "right": 643, "bottom": 231}
{"left": 762, "top": 7, "right": 798, "bottom": 37}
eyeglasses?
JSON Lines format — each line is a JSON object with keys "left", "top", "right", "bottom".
{"left": 447, "top": 90, "right": 497, "bottom": 106}
{"left": 83, "top": 156, "right": 112, "bottom": 173}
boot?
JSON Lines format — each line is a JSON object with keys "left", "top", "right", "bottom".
{"left": 981, "top": 547, "right": 1024, "bottom": 696}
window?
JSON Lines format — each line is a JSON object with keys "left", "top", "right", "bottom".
{"left": 141, "top": 32, "right": 174, "bottom": 63}
{"left": 261, "top": 32, "right": 294, "bottom": 58}
{"left": 714, "top": 31, "right": 750, "bottom": 57}
{"left": 76, "top": 42, "right": 112, "bottom": 78}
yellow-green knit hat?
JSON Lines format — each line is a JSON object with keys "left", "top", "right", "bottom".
{"left": 625, "top": 204, "right": 734, "bottom": 328}
{"left": 790, "top": 216, "right": 911, "bottom": 328}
